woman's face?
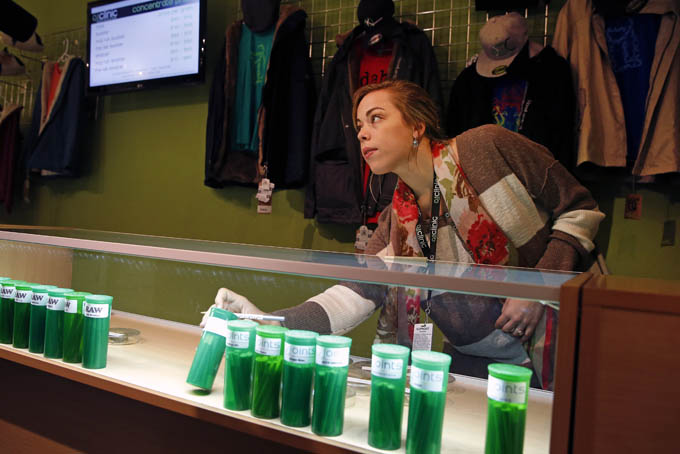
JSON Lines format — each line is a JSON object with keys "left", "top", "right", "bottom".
{"left": 356, "top": 90, "right": 414, "bottom": 175}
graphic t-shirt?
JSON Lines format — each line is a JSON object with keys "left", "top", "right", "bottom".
{"left": 491, "top": 77, "right": 529, "bottom": 133}
{"left": 231, "top": 23, "right": 275, "bottom": 154}
{"left": 605, "top": 14, "right": 661, "bottom": 164}
{"left": 357, "top": 41, "right": 394, "bottom": 224}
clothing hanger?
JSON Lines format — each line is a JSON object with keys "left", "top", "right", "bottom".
{"left": 58, "top": 38, "right": 71, "bottom": 64}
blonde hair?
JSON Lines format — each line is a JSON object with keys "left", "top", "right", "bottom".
{"left": 352, "top": 80, "right": 448, "bottom": 142}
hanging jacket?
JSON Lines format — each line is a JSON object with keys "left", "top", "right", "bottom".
{"left": 0, "top": 104, "right": 22, "bottom": 212}
{"left": 447, "top": 44, "right": 576, "bottom": 170}
{"left": 553, "top": 0, "right": 680, "bottom": 176}
{"left": 25, "top": 57, "right": 86, "bottom": 177}
{"left": 304, "top": 21, "right": 444, "bottom": 224}
{"left": 204, "top": 5, "right": 315, "bottom": 189}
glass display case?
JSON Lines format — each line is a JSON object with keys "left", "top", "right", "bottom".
{"left": 0, "top": 226, "right": 576, "bottom": 453}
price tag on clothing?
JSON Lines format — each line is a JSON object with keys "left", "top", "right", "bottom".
{"left": 624, "top": 193, "right": 642, "bottom": 220}
{"left": 412, "top": 323, "right": 433, "bottom": 351}
{"left": 256, "top": 178, "right": 274, "bottom": 214}
{"left": 354, "top": 225, "right": 374, "bottom": 253}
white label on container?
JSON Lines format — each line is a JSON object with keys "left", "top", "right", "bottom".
{"left": 226, "top": 329, "right": 250, "bottom": 348}
{"left": 15, "top": 290, "right": 33, "bottom": 303}
{"left": 1, "top": 287, "right": 16, "bottom": 299}
{"left": 64, "top": 299, "right": 79, "bottom": 314}
{"left": 316, "top": 346, "right": 349, "bottom": 367}
{"left": 410, "top": 366, "right": 444, "bottom": 392}
{"left": 32, "top": 293, "right": 48, "bottom": 306}
{"left": 203, "top": 316, "right": 227, "bottom": 338}
{"left": 47, "top": 297, "right": 66, "bottom": 311}
{"left": 83, "top": 302, "right": 109, "bottom": 318}
{"left": 284, "top": 343, "right": 315, "bottom": 364}
{"left": 371, "top": 356, "right": 404, "bottom": 379}
{"left": 487, "top": 375, "right": 527, "bottom": 405}
{"left": 255, "top": 335, "right": 281, "bottom": 356}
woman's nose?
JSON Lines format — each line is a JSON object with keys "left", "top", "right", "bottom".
{"left": 357, "top": 127, "right": 368, "bottom": 142}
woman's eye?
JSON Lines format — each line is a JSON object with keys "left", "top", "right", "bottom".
{"left": 371, "top": 115, "right": 381, "bottom": 123}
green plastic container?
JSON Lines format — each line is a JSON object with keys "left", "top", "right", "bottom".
{"left": 12, "top": 283, "right": 35, "bottom": 348}
{"left": 312, "top": 335, "right": 352, "bottom": 436}
{"left": 62, "top": 292, "right": 92, "bottom": 363}
{"left": 186, "top": 307, "right": 237, "bottom": 389}
{"left": 44, "top": 288, "right": 74, "bottom": 358}
{"left": 281, "top": 330, "right": 318, "bottom": 427}
{"left": 82, "top": 294, "right": 113, "bottom": 369}
{"left": 485, "top": 364, "right": 533, "bottom": 454}
{"left": 28, "top": 285, "right": 57, "bottom": 353}
{"left": 368, "top": 344, "right": 410, "bottom": 450}
{"left": 405, "top": 351, "right": 452, "bottom": 454}
{"left": 250, "top": 325, "right": 288, "bottom": 419}
{"left": 223, "top": 319, "right": 258, "bottom": 410}
{"left": 0, "top": 280, "right": 22, "bottom": 344}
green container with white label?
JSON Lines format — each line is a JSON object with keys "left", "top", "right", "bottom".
{"left": 63, "top": 292, "right": 92, "bottom": 363}
{"left": 224, "top": 319, "right": 258, "bottom": 410}
{"left": 82, "top": 294, "right": 113, "bottom": 369}
{"left": 28, "top": 285, "right": 57, "bottom": 353}
{"left": 187, "top": 307, "right": 237, "bottom": 390}
{"left": 250, "top": 325, "right": 288, "bottom": 419}
{"left": 280, "top": 330, "right": 318, "bottom": 427}
{"left": 368, "top": 344, "right": 410, "bottom": 450}
{"left": 0, "top": 279, "right": 22, "bottom": 344}
{"left": 312, "top": 335, "right": 352, "bottom": 436}
{"left": 12, "top": 283, "right": 35, "bottom": 348}
{"left": 405, "top": 351, "right": 451, "bottom": 454}
{"left": 485, "top": 363, "right": 532, "bottom": 454}
{"left": 44, "top": 288, "right": 74, "bottom": 358}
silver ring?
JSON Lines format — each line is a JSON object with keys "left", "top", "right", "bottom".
{"left": 513, "top": 328, "right": 524, "bottom": 337}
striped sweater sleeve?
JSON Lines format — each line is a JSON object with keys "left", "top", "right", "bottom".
{"left": 273, "top": 209, "right": 392, "bottom": 333}
{"left": 457, "top": 125, "right": 604, "bottom": 271}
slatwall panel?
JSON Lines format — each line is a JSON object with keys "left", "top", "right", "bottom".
{"left": 250, "top": 0, "right": 566, "bottom": 101}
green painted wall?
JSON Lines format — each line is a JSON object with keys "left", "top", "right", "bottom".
{"left": 2, "top": 0, "right": 678, "bottom": 355}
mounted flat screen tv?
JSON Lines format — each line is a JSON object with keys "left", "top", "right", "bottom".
{"left": 87, "top": 0, "right": 206, "bottom": 94}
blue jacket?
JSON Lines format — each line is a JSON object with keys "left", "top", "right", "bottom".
{"left": 25, "top": 57, "right": 86, "bottom": 177}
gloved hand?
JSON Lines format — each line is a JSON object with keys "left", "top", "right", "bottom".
{"left": 200, "top": 288, "right": 265, "bottom": 327}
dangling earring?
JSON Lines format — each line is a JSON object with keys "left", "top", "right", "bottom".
{"left": 412, "top": 138, "right": 419, "bottom": 151}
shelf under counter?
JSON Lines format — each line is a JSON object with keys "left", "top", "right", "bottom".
{"left": 0, "top": 311, "right": 553, "bottom": 453}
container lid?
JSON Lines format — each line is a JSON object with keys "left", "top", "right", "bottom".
{"left": 65, "top": 292, "right": 92, "bottom": 300}
{"left": 85, "top": 294, "right": 114, "bottom": 305}
{"left": 488, "top": 363, "right": 533, "bottom": 382}
{"left": 411, "top": 351, "right": 452, "bottom": 371}
{"left": 31, "top": 285, "right": 52, "bottom": 293}
{"left": 2, "top": 280, "right": 25, "bottom": 287}
{"left": 0, "top": 277, "right": 10, "bottom": 281}
{"left": 372, "top": 343, "right": 410, "bottom": 360}
{"left": 43, "top": 285, "right": 59, "bottom": 289}
{"left": 16, "top": 283, "right": 36, "bottom": 291}
{"left": 255, "top": 325, "right": 288, "bottom": 338}
{"left": 208, "top": 307, "right": 237, "bottom": 321}
{"left": 285, "top": 330, "right": 319, "bottom": 346}
{"left": 317, "top": 335, "right": 352, "bottom": 348}
{"left": 227, "top": 319, "right": 258, "bottom": 331}
{"left": 48, "top": 288, "right": 75, "bottom": 297}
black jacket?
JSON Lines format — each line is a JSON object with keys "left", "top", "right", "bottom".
{"left": 205, "top": 5, "right": 315, "bottom": 188}
{"left": 304, "top": 22, "right": 443, "bottom": 224}
{"left": 446, "top": 45, "right": 575, "bottom": 169}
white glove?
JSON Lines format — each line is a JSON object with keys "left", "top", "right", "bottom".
{"left": 200, "top": 288, "right": 265, "bottom": 327}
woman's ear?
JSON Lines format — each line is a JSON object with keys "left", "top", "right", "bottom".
{"left": 413, "top": 122, "right": 426, "bottom": 141}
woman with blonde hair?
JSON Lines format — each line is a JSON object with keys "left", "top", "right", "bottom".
{"left": 209, "top": 80, "right": 604, "bottom": 390}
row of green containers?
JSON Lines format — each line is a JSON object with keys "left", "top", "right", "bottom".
{"left": 187, "top": 308, "right": 533, "bottom": 454}
{"left": 0, "top": 277, "right": 113, "bottom": 369}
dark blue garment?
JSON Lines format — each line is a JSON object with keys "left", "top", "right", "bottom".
{"left": 605, "top": 14, "right": 661, "bottom": 164}
{"left": 25, "top": 57, "right": 86, "bottom": 176}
